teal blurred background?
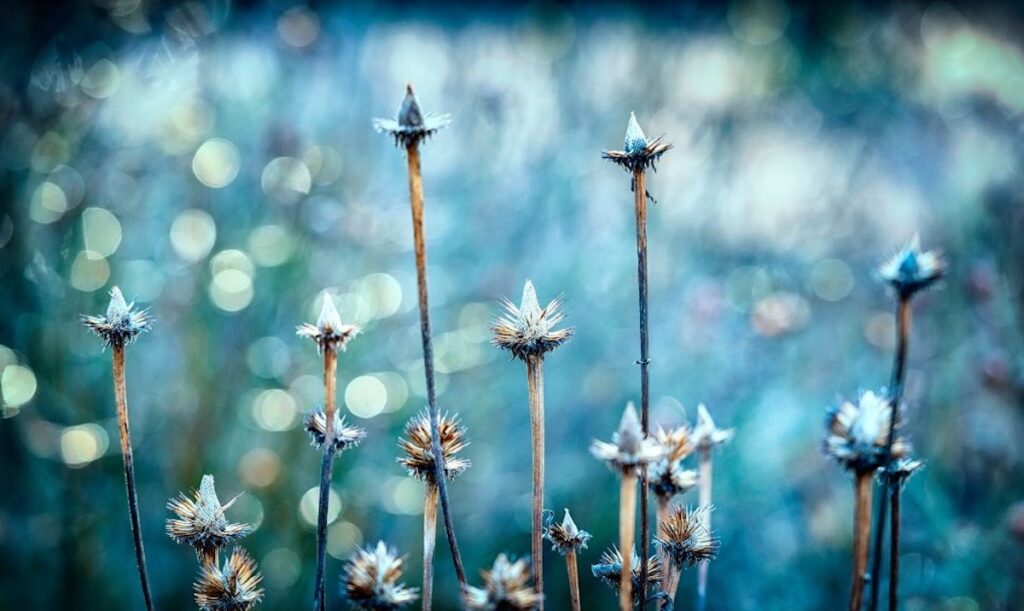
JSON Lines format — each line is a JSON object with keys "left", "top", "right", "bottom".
{"left": 2, "top": 1, "right": 1024, "bottom": 609}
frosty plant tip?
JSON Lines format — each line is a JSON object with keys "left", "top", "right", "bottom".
{"left": 373, "top": 83, "right": 451, "bottom": 149}
{"left": 166, "top": 475, "right": 251, "bottom": 566}
{"left": 343, "top": 542, "right": 419, "bottom": 610}
{"left": 602, "top": 112, "right": 673, "bottom": 174}
{"left": 464, "top": 554, "right": 542, "bottom": 611}
{"left": 194, "top": 547, "right": 264, "bottom": 611}
{"left": 878, "top": 236, "right": 945, "bottom": 300}
{"left": 544, "top": 509, "right": 591, "bottom": 611}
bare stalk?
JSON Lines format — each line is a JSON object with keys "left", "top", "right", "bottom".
{"left": 633, "top": 163, "right": 653, "bottom": 610}
{"left": 422, "top": 483, "right": 439, "bottom": 611}
{"left": 313, "top": 348, "right": 338, "bottom": 611}
{"left": 405, "top": 143, "right": 467, "bottom": 588}
{"left": 851, "top": 470, "right": 874, "bottom": 611}
{"left": 112, "top": 344, "right": 156, "bottom": 611}
{"left": 657, "top": 496, "right": 675, "bottom": 603}
{"left": 526, "top": 355, "right": 546, "bottom": 607}
{"left": 565, "top": 550, "right": 581, "bottom": 611}
{"left": 888, "top": 488, "right": 902, "bottom": 611}
{"left": 619, "top": 472, "right": 638, "bottom": 611}
{"left": 696, "top": 447, "right": 713, "bottom": 611}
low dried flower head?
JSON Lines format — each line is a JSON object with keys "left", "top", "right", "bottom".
{"left": 655, "top": 505, "right": 719, "bottom": 569}
{"left": 602, "top": 112, "right": 672, "bottom": 173}
{"left": 590, "top": 402, "right": 664, "bottom": 474}
{"left": 305, "top": 407, "right": 366, "bottom": 452}
{"left": 878, "top": 236, "right": 945, "bottom": 299}
{"left": 167, "top": 475, "right": 251, "bottom": 560}
{"left": 692, "top": 404, "right": 734, "bottom": 451}
{"left": 373, "top": 83, "right": 451, "bottom": 148}
{"left": 491, "top": 280, "right": 573, "bottom": 361}
{"left": 880, "top": 457, "right": 924, "bottom": 488}
{"left": 194, "top": 547, "right": 264, "bottom": 611}
{"left": 343, "top": 541, "right": 419, "bottom": 610}
{"left": 464, "top": 554, "right": 541, "bottom": 611}
{"left": 656, "top": 423, "right": 695, "bottom": 463}
{"left": 397, "top": 410, "right": 470, "bottom": 483}
{"left": 296, "top": 291, "right": 360, "bottom": 354}
{"left": 649, "top": 459, "right": 699, "bottom": 500}
{"left": 544, "top": 508, "right": 592, "bottom": 556}
{"left": 81, "top": 286, "right": 153, "bottom": 348}
{"left": 591, "top": 547, "right": 664, "bottom": 604}
{"left": 825, "top": 390, "right": 909, "bottom": 472}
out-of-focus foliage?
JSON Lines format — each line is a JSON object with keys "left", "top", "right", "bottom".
{"left": 2, "top": 1, "right": 1024, "bottom": 609}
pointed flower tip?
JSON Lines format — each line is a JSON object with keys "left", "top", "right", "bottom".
{"left": 879, "top": 235, "right": 945, "bottom": 298}
{"left": 624, "top": 112, "right": 648, "bottom": 153}
{"left": 316, "top": 292, "right": 343, "bottom": 330}
{"left": 620, "top": 402, "right": 641, "bottom": 433}
{"left": 405, "top": 82, "right": 414, "bottom": 95}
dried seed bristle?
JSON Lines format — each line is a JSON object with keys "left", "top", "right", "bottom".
{"left": 464, "top": 554, "right": 542, "bottom": 611}
{"left": 167, "top": 475, "right": 251, "bottom": 560}
{"left": 343, "top": 541, "right": 419, "bottom": 610}
{"left": 194, "top": 547, "right": 264, "bottom": 611}
{"left": 397, "top": 409, "right": 470, "bottom": 482}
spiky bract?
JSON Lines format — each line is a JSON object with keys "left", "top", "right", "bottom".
{"left": 373, "top": 84, "right": 451, "bottom": 148}
{"left": 655, "top": 505, "right": 719, "bottom": 569}
{"left": 544, "top": 508, "right": 592, "bottom": 556}
{"left": 81, "top": 286, "right": 153, "bottom": 348}
{"left": 305, "top": 407, "right": 367, "bottom": 452}
{"left": 602, "top": 113, "right": 672, "bottom": 173}
{"left": 491, "top": 280, "right": 573, "bottom": 361}
{"left": 194, "top": 547, "right": 264, "bottom": 611}
{"left": 591, "top": 547, "right": 664, "bottom": 605}
{"left": 463, "top": 554, "right": 542, "bottom": 610}
{"left": 296, "top": 292, "right": 360, "bottom": 354}
{"left": 167, "top": 475, "right": 251, "bottom": 560}
{"left": 825, "top": 390, "right": 909, "bottom": 472}
{"left": 397, "top": 409, "right": 470, "bottom": 482}
{"left": 590, "top": 402, "right": 664, "bottom": 474}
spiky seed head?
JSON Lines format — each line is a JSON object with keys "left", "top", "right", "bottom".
{"left": 602, "top": 113, "right": 672, "bottom": 173}
{"left": 167, "top": 475, "right": 251, "bottom": 560}
{"left": 343, "top": 541, "right": 419, "bottom": 610}
{"left": 81, "top": 286, "right": 153, "bottom": 349}
{"left": 824, "top": 390, "right": 909, "bottom": 473}
{"left": 194, "top": 547, "right": 264, "bottom": 611}
{"left": 880, "top": 457, "right": 924, "bottom": 488}
{"left": 491, "top": 280, "right": 574, "bottom": 361}
{"left": 544, "top": 508, "right": 592, "bottom": 556}
{"left": 649, "top": 459, "right": 699, "bottom": 500}
{"left": 397, "top": 410, "right": 470, "bottom": 483}
{"left": 591, "top": 547, "right": 664, "bottom": 605}
{"left": 590, "top": 402, "right": 664, "bottom": 474}
{"left": 878, "top": 236, "right": 945, "bottom": 299}
{"left": 296, "top": 291, "right": 360, "bottom": 354}
{"left": 373, "top": 83, "right": 451, "bottom": 148}
{"left": 692, "top": 404, "right": 734, "bottom": 451}
{"left": 464, "top": 554, "right": 542, "bottom": 610}
{"left": 655, "top": 505, "right": 720, "bottom": 569}
{"left": 656, "top": 423, "right": 695, "bottom": 463}
{"left": 305, "top": 407, "right": 366, "bottom": 453}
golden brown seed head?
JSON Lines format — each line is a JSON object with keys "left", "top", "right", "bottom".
{"left": 397, "top": 410, "right": 470, "bottom": 483}
{"left": 167, "top": 475, "right": 251, "bottom": 560}
{"left": 296, "top": 291, "right": 360, "bottom": 354}
{"left": 343, "top": 541, "right": 419, "bottom": 610}
{"left": 194, "top": 547, "right": 264, "bottom": 611}
{"left": 463, "top": 554, "right": 542, "bottom": 610}
{"left": 591, "top": 547, "right": 664, "bottom": 605}
{"left": 491, "top": 280, "right": 573, "bottom": 361}
{"left": 590, "top": 402, "right": 664, "bottom": 474}
{"left": 655, "top": 505, "right": 720, "bottom": 568}
{"left": 544, "top": 508, "right": 592, "bottom": 556}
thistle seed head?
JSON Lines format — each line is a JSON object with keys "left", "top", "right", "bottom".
{"left": 167, "top": 475, "right": 251, "bottom": 560}
{"left": 305, "top": 407, "right": 367, "bottom": 453}
{"left": 373, "top": 83, "right": 451, "bottom": 148}
{"left": 296, "top": 291, "right": 360, "bottom": 354}
{"left": 463, "top": 554, "right": 541, "bottom": 610}
{"left": 655, "top": 505, "right": 719, "bottom": 569}
{"left": 692, "top": 404, "right": 734, "bottom": 451}
{"left": 591, "top": 547, "right": 664, "bottom": 605}
{"left": 590, "top": 402, "right": 664, "bottom": 475}
{"left": 878, "top": 236, "right": 945, "bottom": 299}
{"left": 602, "top": 112, "right": 672, "bottom": 173}
{"left": 397, "top": 409, "right": 470, "bottom": 483}
{"left": 655, "top": 423, "right": 695, "bottom": 463}
{"left": 342, "top": 541, "right": 419, "bottom": 610}
{"left": 491, "top": 280, "right": 573, "bottom": 361}
{"left": 825, "top": 390, "right": 909, "bottom": 472}
{"left": 81, "top": 286, "right": 153, "bottom": 349}
{"left": 194, "top": 547, "right": 264, "bottom": 611}
{"left": 543, "top": 508, "right": 592, "bottom": 556}
{"left": 649, "top": 459, "right": 699, "bottom": 500}
{"left": 880, "top": 457, "right": 924, "bottom": 488}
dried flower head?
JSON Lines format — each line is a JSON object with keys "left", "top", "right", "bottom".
{"left": 880, "top": 457, "right": 924, "bottom": 488}
{"left": 491, "top": 280, "right": 573, "bottom": 361}
{"left": 397, "top": 409, "right": 470, "bottom": 482}
{"left": 544, "top": 508, "right": 592, "bottom": 556}
{"left": 305, "top": 407, "right": 367, "bottom": 452}
{"left": 590, "top": 402, "right": 664, "bottom": 474}
{"left": 878, "top": 236, "right": 945, "bottom": 299}
{"left": 296, "top": 291, "right": 360, "bottom": 354}
{"left": 373, "top": 83, "right": 451, "bottom": 148}
{"left": 464, "top": 554, "right": 542, "bottom": 611}
{"left": 692, "top": 404, "right": 734, "bottom": 451}
{"left": 81, "top": 286, "right": 153, "bottom": 349}
{"left": 343, "top": 541, "right": 419, "bottom": 610}
{"left": 655, "top": 505, "right": 719, "bottom": 569}
{"left": 825, "top": 390, "right": 909, "bottom": 472}
{"left": 591, "top": 547, "right": 664, "bottom": 604}
{"left": 167, "top": 475, "right": 251, "bottom": 560}
{"left": 194, "top": 547, "right": 264, "bottom": 611}
{"left": 649, "top": 459, "right": 699, "bottom": 500}
{"left": 656, "top": 423, "right": 695, "bottom": 463}
{"left": 602, "top": 112, "right": 673, "bottom": 173}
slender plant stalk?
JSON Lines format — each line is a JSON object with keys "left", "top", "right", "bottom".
{"left": 889, "top": 487, "right": 902, "bottom": 611}
{"left": 696, "top": 446, "right": 713, "bottom": 611}
{"left": 422, "top": 483, "right": 439, "bottom": 611}
{"left": 633, "top": 163, "right": 653, "bottom": 610}
{"left": 868, "top": 298, "right": 911, "bottom": 611}
{"left": 526, "top": 355, "right": 546, "bottom": 607}
{"left": 619, "top": 472, "right": 638, "bottom": 611}
{"left": 405, "top": 142, "right": 467, "bottom": 589}
{"left": 657, "top": 496, "right": 674, "bottom": 603}
{"left": 565, "top": 550, "right": 581, "bottom": 611}
{"left": 851, "top": 470, "right": 874, "bottom": 611}
{"left": 313, "top": 348, "right": 338, "bottom": 611}
{"left": 112, "top": 344, "right": 157, "bottom": 611}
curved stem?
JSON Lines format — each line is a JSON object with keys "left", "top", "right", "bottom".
{"left": 619, "top": 473, "right": 638, "bottom": 611}
{"left": 422, "top": 483, "right": 439, "bottom": 611}
{"left": 851, "top": 470, "right": 874, "bottom": 611}
{"left": 526, "top": 356, "right": 545, "bottom": 607}
{"left": 633, "top": 166, "right": 652, "bottom": 611}
{"left": 566, "top": 550, "right": 581, "bottom": 611}
{"left": 313, "top": 349, "right": 338, "bottom": 611}
{"left": 112, "top": 345, "right": 156, "bottom": 611}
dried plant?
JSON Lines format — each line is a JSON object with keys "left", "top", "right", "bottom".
{"left": 342, "top": 541, "right": 419, "bottom": 610}
{"left": 492, "top": 280, "right": 573, "bottom": 607}
{"left": 166, "top": 475, "right": 251, "bottom": 567}
{"left": 305, "top": 408, "right": 367, "bottom": 452}
{"left": 591, "top": 547, "right": 664, "bottom": 607}
{"left": 691, "top": 404, "right": 733, "bottom": 611}
{"left": 194, "top": 547, "right": 264, "bottom": 611}
{"left": 464, "top": 554, "right": 542, "bottom": 611}
{"left": 80, "top": 286, "right": 155, "bottom": 611}
{"left": 655, "top": 505, "right": 719, "bottom": 601}
{"left": 375, "top": 83, "right": 466, "bottom": 592}
{"left": 544, "top": 509, "right": 591, "bottom": 611}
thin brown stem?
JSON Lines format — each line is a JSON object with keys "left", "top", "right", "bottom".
{"left": 314, "top": 348, "right": 338, "bottom": 611}
{"left": 696, "top": 447, "right": 713, "bottom": 611}
{"left": 633, "top": 167, "right": 652, "bottom": 610}
{"left": 619, "top": 472, "right": 638, "bottom": 611}
{"left": 112, "top": 345, "right": 156, "bottom": 611}
{"left": 656, "top": 496, "right": 674, "bottom": 604}
{"left": 566, "top": 550, "right": 581, "bottom": 611}
{"left": 851, "top": 470, "right": 874, "bottom": 611}
{"left": 422, "top": 483, "right": 439, "bottom": 611}
{"left": 526, "top": 355, "right": 545, "bottom": 608}
{"left": 888, "top": 488, "right": 901, "bottom": 611}
{"left": 405, "top": 143, "right": 466, "bottom": 588}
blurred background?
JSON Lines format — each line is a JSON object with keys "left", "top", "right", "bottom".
{"left": 2, "top": 1, "right": 1024, "bottom": 609}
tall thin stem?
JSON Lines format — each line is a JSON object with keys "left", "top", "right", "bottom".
{"left": 526, "top": 355, "right": 546, "bottom": 607}
{"left": 313, "top": 348, "right": 338, "bottom": 611}
{"left": 851, "top": 470, "right": 874, "bottom": 611}
{"left": 888, "top": 487, "right": 902, "bottom": 611}
{"left": 112, "top": 344, "right": 156, "bottom": 611}
{"left": 868, "top": 299, "right": 911, "bottom": 611}
{"left": 633, "top": 165, "right": 652, "bottom": 610}
{"left": 619, "top": 472, "right": 638, "bottom": 611}
{"left": 696, "top": 447, "right": 713, "bottom": 611}
{"left": 405, "top": 143, "right": 467, "bottom": 588}
{"left": 566, "top": 550, "right": 581, "bottom": 611}
{"left": 656, "top": 496, "right": 674, "bottom": 604}
{"left": 422, "top": 483, "right": 439, "bottom": 611}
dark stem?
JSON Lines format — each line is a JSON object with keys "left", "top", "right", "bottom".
{"left": 867, "top": 298, "right": 911, "bottom": 611}
{"left": 633, "top": 167, "right": 652, "bottom": 611}
{"left": 406, "top": 143, "right": 467, "bottom": 588}
{"left": 889, "top": 486, "right": 901, "bottom": 611}
{"left": 313, "top": 349, "right": 338, "bottom": 611}
{"left": 526, "top": 356, "right": 545, "bottom": 609}
{"left": 112, "top": 345, "right": 156, "bottom": 611}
